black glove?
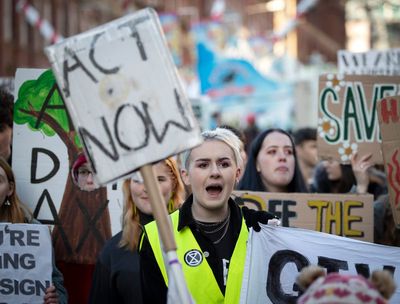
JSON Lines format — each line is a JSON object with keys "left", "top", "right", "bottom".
{"left": 241, "top": 206, "right": 279, "bottom": 232}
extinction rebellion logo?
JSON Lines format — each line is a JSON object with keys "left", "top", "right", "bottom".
{"left": 184, "top": 249, "right": 203, "bottom": 267}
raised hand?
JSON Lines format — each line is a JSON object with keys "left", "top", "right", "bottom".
{"left": 351, "top": 152, "right": 374, "bottom": 194}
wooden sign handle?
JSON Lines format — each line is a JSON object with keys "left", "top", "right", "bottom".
{"left": 140, "top": 164, "right": 176, "bottom": 252}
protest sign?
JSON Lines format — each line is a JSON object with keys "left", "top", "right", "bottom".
{"left": 0, "top": 223, "right": 52, "bottom": 304}
{"left": 13, "top": 68, "right": 123, "bottom": 265}
{"left": 377, "top": 96, "right": 400, "bottom": 226}
{"left": 233, "top": 191, "right": 373, "bottom": 241}
{"left": 240, "top": 226, "right": 400, "bottom": 304}
{"left": 317, "top": 74, "right": 400, "bottom": 164}
{"left": 45, "top": 8, "right": 202, "bottom": 185}
{"left": 338, "top": 48, "right": 400, "bottom": 75}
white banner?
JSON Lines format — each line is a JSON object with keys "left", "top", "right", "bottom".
{"left": 45, "top": 8, "right": 202, "bottom": 185}
{"left": 0, "top": 223, "right": 52, "bottom": 304}
{"left": 240, "top": 226, "right": 400, "bottom": 304}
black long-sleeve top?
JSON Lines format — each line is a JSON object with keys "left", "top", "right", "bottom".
{"left": 88, "top": 231, "right": 143, "bottom": 304}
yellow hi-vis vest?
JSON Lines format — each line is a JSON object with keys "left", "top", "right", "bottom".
{"left": 145, "top": 210, "right": 248, "bottom": 304}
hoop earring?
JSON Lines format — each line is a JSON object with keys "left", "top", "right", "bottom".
{"left": 4, "top": 197, "right": 11, "bottom": 206}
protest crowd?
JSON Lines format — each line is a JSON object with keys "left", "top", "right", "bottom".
{"left": 1, "top": 1, "right": 400, "bottom": 304}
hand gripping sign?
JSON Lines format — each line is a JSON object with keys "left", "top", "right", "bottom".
{"left": 45, "top": 8, "right": 201, "bottom": 303}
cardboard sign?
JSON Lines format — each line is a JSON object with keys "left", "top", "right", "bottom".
{"left": 377, "top": 96, "right": 400, "bottom": 226}
{"left": 317, "top": 74, "right": 400, "bottom": 163}
{"left": 45, "top": 8, "right": 202, "bottom": 184}
{"left": 233, "top": 191, "right": 374, "bottom": 242}
{"left": 13, "top": 68, "right": 123, "bottom": 265}
{"left": 240, "top": 226, "right": 400, "bottom": 304}
{"left": 0, "top": 223, "right": 52, "bottom": 304}
{"left": 338, "top": 48, "right": 400, "bottom": 75}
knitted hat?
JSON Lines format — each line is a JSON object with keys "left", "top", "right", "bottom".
{"left": 297, "top": 266, "right": 396, "bottom": 304}
{"left": 71, "top": 153, "right": 87, "bottom": 184}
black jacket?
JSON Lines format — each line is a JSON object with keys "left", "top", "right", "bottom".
{"left": 89, "top": 231, "right": 143, "bottom": 304}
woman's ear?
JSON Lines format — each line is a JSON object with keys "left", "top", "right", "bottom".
{"left": 180, "top": 169, "right": 191, "bottom": 186}
{"left": 8, "top": 181, "right": 14, "bottom": 197}
{"left": 235, "top": 168, "right": 241, "bottom": 183}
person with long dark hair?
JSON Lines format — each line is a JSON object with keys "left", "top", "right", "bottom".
{"left": 237, "top": 128, "right": 307, "bottom": 193}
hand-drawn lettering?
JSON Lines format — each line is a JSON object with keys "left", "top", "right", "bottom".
{"left": 117, "top": 15, "right": 150, "bottom": 61}
{"left": 34, "top": 83, "right": 69, "bottom": 129}
{"left": 268, "top": 200, "right": 296, "bottom": 227}
{"left": 318, "top": 256, "right": 348, "bottom": 273}
{"left": 266, "top": 250, "right": 309, "bottom": 304}
{"left": 320, "top": 88, "right": 341, "bottom": 143}
{"left": 79, "top": 88, "right": 192, "bottom": 171}
{"left": 343, "top": 201, "right": 363, "bottom": 237}
{"left": 308, "top": 200, "right": 363, "bottom": 237}
{"left": 380, "top": 98, "right": 399, "bottom": 124}
{"left": 89, "top": 32, "right": 120, "bottom": 75}
{"left": 31, "top": 148, "right": 60, "bottom": 184}
{"left": 266, "top": 249, "right": 397, "bottom": 303}
{"left": 62, "top": 49, "right": 98, "bottom": 97}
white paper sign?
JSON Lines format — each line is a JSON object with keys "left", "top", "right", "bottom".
{"left": 240, "top": 226, "right": 400, "bottom": 304}
{"left": 338, "top": 48, "right": 400, "bottom": 75}
{"left": 45, "top": 8, "right": 202, "bottom": 184}
{"left": 0, "top": 223, "right": 52, "bottom": 304}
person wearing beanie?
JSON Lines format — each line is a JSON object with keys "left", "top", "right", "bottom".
{"left": 296, "top": 265, "right": 396, "bottom": 304}
{"left": 71, "top": 153, "right": 99, "bottom": 192}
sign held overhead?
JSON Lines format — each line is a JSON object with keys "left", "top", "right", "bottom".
{"left": 45, "top": 8, "right": 202, "bottom": 185}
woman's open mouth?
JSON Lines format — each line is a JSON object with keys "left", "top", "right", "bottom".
{"left": 206, "top": 184, "right": 223, "bottom": 197}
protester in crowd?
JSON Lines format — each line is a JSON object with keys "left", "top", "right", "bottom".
{"left": 374, "top": 194, "right": 400, "bottom": 246}
{"left": 0, "top": 89, "right": 14, "bottom": 164}
{"left": 0, "top": 157, "right": 68, "bottom": 304}
{"left": 71, "top": 153, "right": 100, "bottom": 192}
{"left": 293, "top": 127, "right": 318, "bottom": 190}
{"left": 243, "top": 113, "right": 259, "bottom": 154}
{"left": 89, "top": 157, "right": 185, "bottom": 304}
{"left": 53, "top": 152, "right": 111, "bottom": 304}
{"left": 237, "top": 128, "right": 308, "bottom": 193}
{"left": 140, "top": 128, "right": 279, "bottom": 303}
{"left": 296, "top": 265, "right": 396, "bottom": 304}
{"left": 311, "top": 153, "right": 387, "bottom": 199}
